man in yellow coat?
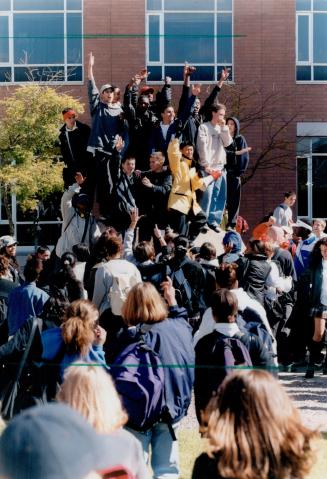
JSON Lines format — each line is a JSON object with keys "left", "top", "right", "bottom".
{"left": 168, "top": 138, "right": 213, "bottom": 242}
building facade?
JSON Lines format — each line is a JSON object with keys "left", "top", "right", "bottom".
{"left": 0, "top": 0, "right": 326, "bottom": 244}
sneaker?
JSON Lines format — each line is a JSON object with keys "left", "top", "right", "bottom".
{"left": 305, "top": 365, "right": 315, "bottom": 379}
{"left": 207, "top": 223, "right": 222, "bottom": 233}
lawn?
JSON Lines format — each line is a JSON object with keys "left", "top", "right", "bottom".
{"left": 179, "top": 429, "right": 327, "bottom": 479}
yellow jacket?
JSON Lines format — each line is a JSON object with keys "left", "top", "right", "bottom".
{"left": 167, "top": 139, "right": 206, "bottom": 215}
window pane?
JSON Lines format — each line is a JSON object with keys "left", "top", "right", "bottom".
{"left": 296, "top": 0, "right": 311, "bottom": 10}
{"left": 149, "top": 15, "right": 160, "bottom": 62}
{"left": 297, "top": 15, "right": 309, "bottom": 61}
{"left": 217, "top": 13, "right": 232, "bottom": 63}
{"left": 217, "top": 0, "right": 233, "bottom": 10}
{"left": 146, "top": 65, "right": 162, "bottom": 81}
{"left": 14, "top": 66, "right": 65, "bottom": 82}
{"left": 312, "top": 137, "right": 327, "bottom": 153}
{"left": 312, "top": 156, "right": 327, "bottom": 217}
{"left": 67, "top": 13, "right": 82, "bottom": 63}
{"left": 14, "top": 0, "right": 64, "bottom": 10}
{"left": 296, "top": 65, "right": 311, "bottom": 80}
{"left": 296, "top": 137, "right": 311, "bottom": 155}
{"left": 67, "top": 65, "right": 82, "bottom": 81}
{"left": 314, "top": 65, "right": 327, "bottom": 79}
{"left": 313, "top": 13, "right": 327, "bottom": 62}
{"left": 0, "top": 0, "right": 10, "bottom": 10}
{"left": 314, "top": 0, "right": 327, "bottom": 10}
{"left": 67, "top": 0, "right": 82, "bottom": 9}
{"left": 14, "top": 13, "right": 64, "bottom": 64}
{"left": 0, "top": 16, "right": 9, "bottom": 62}
{"left": 164, "top": 0, "right": 214, "bottom": 10}
{"left": 147, "top": 0, "right": 162, "bottom": 9}
{"left": 217, "top": 64, "right": 233, "bottom": 81}
{"left": 164, "top": 13, "right": 214, "bottom": 63}
{"left": 0, "top": 66, "right": 11, "bottom": 81}
{"left": 297, "top": 157, "right": 308, "bottom": 217}
{"left": 166, "top": 64, "right": 215, "bottom": 81}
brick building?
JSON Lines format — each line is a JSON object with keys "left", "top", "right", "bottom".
{"left": 0, "top": 0, "right": 326, "bottom": 244}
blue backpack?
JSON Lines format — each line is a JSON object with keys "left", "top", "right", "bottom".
{"left": 111, "top": 339, "right": 165, "bottom": 431}
{"left": 214, "top": 333, "right": 253, "bottom": 377}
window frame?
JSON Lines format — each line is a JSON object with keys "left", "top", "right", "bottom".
{"left": 145, "top": 0, "right": 234, "bottom": 84}
{"left": 0, "top": 0, "right": 83, "bottom": 85}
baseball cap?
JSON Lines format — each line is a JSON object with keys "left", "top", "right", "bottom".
{"left": 100, "top": 83, "right": 113, "bottom": 95}
{"left": 139, "top": 86, "right": 155, "bottom": 95}
{"left": 0, "top": 235, "right": 17, "bottom": 248}
{"left": 0, "top": 403, "right": 115, "bottom": 479}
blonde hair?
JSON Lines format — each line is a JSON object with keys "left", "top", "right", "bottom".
{"left": 57, "top": 365, "right": 127, "bottom": 433}
{"left": 202, "top": 370, "right": 319, "bottom": 479}
{"left": 122, "top": 282, "right": 168, "bottom": 326}
{"left": 61, "top": 300, "right": 99, "bottom": 357}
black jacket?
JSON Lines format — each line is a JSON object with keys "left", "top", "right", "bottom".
{"left": 237, "top": 254, "right": 271, "bottom": 305}
{"left": 59, "top": 120, "right": 91, "bottom": 171}
{"left": 137, "top": 168, "right": 172, "bottom": 222}
{"left": 225, "top": 117, "right": 249, "bottom": 176}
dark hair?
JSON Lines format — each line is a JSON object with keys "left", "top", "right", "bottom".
{"left": 180, "top": 141, "right": 194, "bottom": 150}
{"left": 72, "top": 243, "right": 90, "bottom": 263}
{"left": 41, "top": 292, "right": 69, "bottom": 326}
{"left": 24, "top": 257, "right": 43, "bottom": 283}
{"left": 199, "top": 242, "right": 216, "bottom": 261}
{"left": 0, "top": 255, "right": 10, "bottom": 277}
{"left": 105, "top": 237, "right": 123, "bottom": 258}
{"left": 208, "top": 103, "right": 226, "bottom": 120}
{"left": 247, "top": 239, "right": 267, "bottom": 256}
{"left": 53, "top": 259, "right": 84, "bottom": 302}
{"left": 284, "top": 191, "right": 296, "bottom": 198}
{"left": 62, "top": 107, "right": 74, "bottom": 115}
{"left": 36, "top": 245, "right": 50, "bottom": 255}
{"left": 173, "top": 236, "right": 189, "bottom": 259}
{"left": 61, "top": 252, "right": 77, "bottom": 268}
{"left": 122, "top": 155, "right": 136, "bottom": 163}
{"left": 160, "top": 102, "right": 174, "bottom": 114}
{"left": 310, "top": 237, "right": 327, "bottom": 269}
{"left": 211, "top": 288, "right": 238, "bottom": 323}
{"left": 215, "top": 263, "right": 238, "bottom": 289}
{"left": 134, "top": 241, "right": 155, "bottom": 263}
{"left": 138, "top": 94, "right": 150, "bottom": 104}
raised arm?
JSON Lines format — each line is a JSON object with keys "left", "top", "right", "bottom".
{"left": 87, "top": 52, "right": 100, "bottom": 116}
{"left": 199, "top": 67, "right": 230, "bottom": 118}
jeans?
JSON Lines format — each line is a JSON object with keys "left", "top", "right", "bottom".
{"left": 126, "top": 422, "right": 180, "bottom": 479}
{"left": 199, "top": 170, "right": 227, "bottom": 226}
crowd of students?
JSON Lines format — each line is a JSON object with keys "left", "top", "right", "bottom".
{"left": 0, "top": 56, "right": 325, "bottom": 478}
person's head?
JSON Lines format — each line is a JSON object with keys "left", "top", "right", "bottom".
{"left": 311, "top": 237, "right": 327, "bottom": 267}
{"left": 208, "top": 103, "right": 226, "bottom": 125}
{"left": 103, "top": 236, "right": 123, "bottom": 260}
{"left": 72, "top": 193, "right": 91, "bottom": 215}
{"left": 246, "top": 239, "right": 267, "bottom": 256}
{"left": 312, "top": 218, "right": 326, "bottom": 238}
{"left": 62, "top": 107, "right": 77, "bottom": 129}
{"left": 149, "top": 151, "right": 165, "bottom": 172}
{"left": 72, "top": 243, "right": 91, "bottom": 263}
{"left": 61, "top": 251, "right": 77, "bottom": 269}
{"left": 284, "top": 191, "right": 297, "bottom": 207}
{"left": 122, "top": 156, "right": 136, "bottom": 176}
{"left": 263, "top": 240, "right": 276, "bottom": 259}
{"left": 122, "top": 282, "right": 168, "bottom": 327}
{"left": 160, "top": 104, "right": 175, "bottom": 125}
{"left": 112, "top": 85, "right": 120, "bottom": 104}
{"left": 215, "top": 263, "right": 238, "bottom": 290}
{"left": 0, "top": 235, "right": 17, "bottom": 258}
{"left": 211, "top": 288, "right": 238, "bottom": 323}
{"left": 41, "top": 291, "right": 69, "bottom": 326}
{"left": 137, "top": 94, "right": 150, "bottom": 111}
{"left": 164, "top": 228, "right": 178, "bottom": 249}
{"left": 173, "top": 235, "right": 189, "bottom": 260}
{"left": 193, "top": 97, "right": 201, "bottom": 114}
{"left": 180, "top": 141, "right": 194, "bottom": 161}
{"left": 36, "top": 245, "right": 51, "bottom": 262}
{"left": 199, "top": 242, "right": 216, "bottom": 261}
{"left": 99, "top": 84, "right": 114, "bottom": 104}
{"left": 0, "top": 254, "right": 10, "bottom": 278}
{"left": 202, "top": 370, "right": 318, "bottom": 479}
{"left": 57, "top": 365, "right": 127, "bottom": 434}
{"left": 134, "top": 241, "right": 156, "bottom": 263}
{"left": 139, "top": 86, "right": 154, "bottom": 102}
{"left": 292, "top": 220, "right": 312, "bottom": 241}
{"left": 24, "top": 257, "right": 43, "bottom": 283}
{"left": 61, "top": 300, "right": 99, "bottom": 356}
{"left": 222, "top": 231, "right": 242, "bottom": 254}
{"left": 0, "top": 402, "right": 117, "bottom": 479}
{"left": 266, "top": 225, "right": 286, "bottom": 246}
{"left": 226, "top": 117, "right": 238, "bottom": 137}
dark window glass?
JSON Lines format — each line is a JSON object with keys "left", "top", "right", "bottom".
{"left": 149, "top": 15, "right": 160, "bottom": 62}
{"left": 14, "top": 13, "right": 64, "bottom": 64}
{"left": 164, "top": 0, "right": 214, "bottom": 10}
{"left": 313, "top": 13, "right": 327, "bottom": 62}
{"left": 164, "top": 13, "right": 214, "bottom": 63}
{"left": 297, "top": 15, "right": 309, "bottom": 61}
{"left": 0, "top": 0, "right": 10, "bottom": 10}
{"left": 14, "top": 66, "right": 65, "bottom": 82}
{"left": 296, "top": 65, "right": 311, "bottom": 80}
{"left": 67, "top": 65, "right": 82, "bottom": 81}
{"left": 297, "top": 156, "right": 308, "bottom": 217}
{"left": 0, "top": 67, "right": 11, "bottom": 81}
{"left": 314, "top": 0, "right": 327, "bottom": 10}
{"left": 217, "top": 64, "right": 232, "bottom": 81}
{"left": 147, "top": 0, "right": 162, "bottom": 10}
{"left": 296, "top": 0, "right": 311, "bottom": 10}
{"left": 67, "top": 0, "right": 82, "bottom": 9}
{"left": 217, "top": 13, "right": 232, "bottom": 63}
{"left": 0, "top": 16, "right": 9, "bottom": 62}
{"left": 164, "top": 65, "right": 184, "bottom": 81}
{"left": 67, "top": 13, "right": 82, "bottom": 64}
{"left": 312, "top": 156, "right": 327, "bottom": 217}
{"left": 166, "top": 64, "right": 215, "bottom": 81}
{"left": 217, "top": 0, "right": 233, "bottom": 10}
{"left": 146, "top": 65, "right": 162, "bottom": 81}
{"left": 313, "top": 65, "right": 327, "bottom": 80}
{"left": 13, "top": 0, "right": 64, "bottom": 10}
{"left": 312, "top": 137, "right": 327, "bottom": 153}
{"left": 296, "top": 137, "right": 311, "bottom": 155}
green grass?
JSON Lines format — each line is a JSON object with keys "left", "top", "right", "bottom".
{"left": 178, "top": 429, "right": 327, "bottom": 479}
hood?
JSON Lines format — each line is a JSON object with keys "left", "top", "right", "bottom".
{"left": 226, "top": 116, "right": 240, "bottom": 138}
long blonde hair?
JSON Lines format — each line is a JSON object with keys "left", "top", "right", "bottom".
{"left": 203, "top": 370, "right": 318, "bottom": 479}
{"left": 57, "top": 365, "right": 127, "bottom": 433}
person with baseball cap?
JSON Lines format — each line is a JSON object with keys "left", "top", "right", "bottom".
{"left": 0, "top": 236, "right": 21, "bottom": 284}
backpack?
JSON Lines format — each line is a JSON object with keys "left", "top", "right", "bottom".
{"left": 213, "top": 332, "right": 253, "bottom": 378}
{"left": 104, "top": 262, "right": 139, "bottom": 316}
{"left": 243, "top": 321, "right": 275, "bottom": 357}
{"left": 168, "top": 261, "right": 194, "bottom": 316}
{"left": 111, "top": 339, "right": 165, "bottom": 431}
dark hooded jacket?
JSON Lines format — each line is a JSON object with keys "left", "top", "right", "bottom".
{"left": 225, "top": 117, "right": 249, "bottom": 176}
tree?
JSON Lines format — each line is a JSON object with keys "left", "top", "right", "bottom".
{"left": 0, "top": 84, "right": 84, "bottom": 235}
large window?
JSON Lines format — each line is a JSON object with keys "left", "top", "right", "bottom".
{"left": 0, "top": 0, "right": 83, "bottom": 83}
{"left": 296, "top": 0, "right": 327, "bottom": 81}
{"left": 146, "top": 0, "right": 233, "bottom": 82}
{"left": 297, "top": 136, "right": 327, "bottom": 219}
